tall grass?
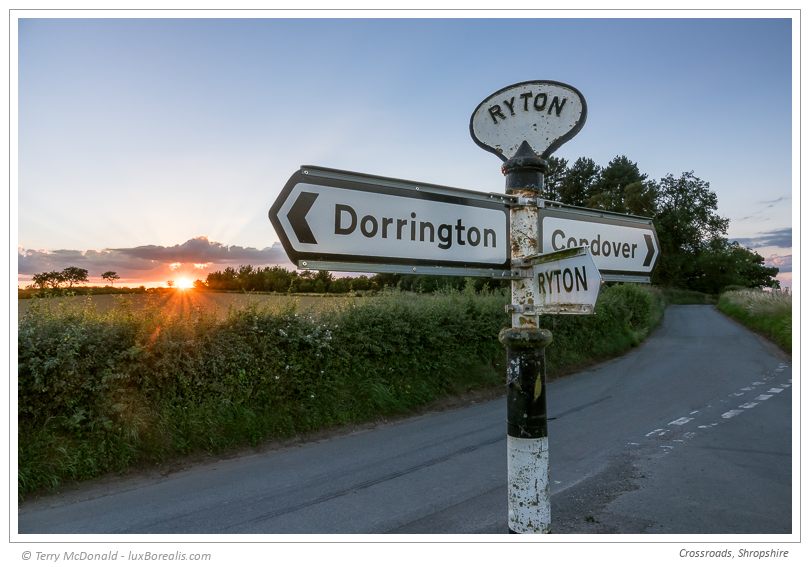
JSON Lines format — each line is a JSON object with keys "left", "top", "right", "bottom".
{"left": 717, "top": 289, "right": 792, "bottom": 353}
{"left": 18, "top": 285, "right": 662, "bottom": 499}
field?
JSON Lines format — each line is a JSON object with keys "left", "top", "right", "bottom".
{"left": 18, "top": 290, "right": 362, "bottom": 320}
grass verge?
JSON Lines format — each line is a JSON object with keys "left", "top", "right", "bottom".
{"left": 716, "top": 289, "right": 791, "bottom": 353}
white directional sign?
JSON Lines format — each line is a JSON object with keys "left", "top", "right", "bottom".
{"left": 529, "top": 247, "right": 602, "bottom": 315}
{"left": 539, "top": 204, "right": 660, "bottom": 281}
{"left": 269, "top": 166, "right": 511, "bottom": 275}
{"left": 470, "top": 80, "right": 587, "bottom": 161}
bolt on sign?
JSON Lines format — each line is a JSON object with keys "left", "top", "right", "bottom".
{"left": 269, "top": 165, "right": 511, "bottom": 277}
{"left": 527, "top": 247, "right": 602, "bottom": 315}
{"left": 539, "top": 203, "right": 660, "bottom": 282}
{"left": 470, "top": 80, "right": 587, "bottom": 161}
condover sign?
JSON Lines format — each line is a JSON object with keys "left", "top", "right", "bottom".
{"left": 539, "top": 205, "right": 660, "bottom": 281}
{"left": 470, "top": 80, "right": 587, "bottom": 160}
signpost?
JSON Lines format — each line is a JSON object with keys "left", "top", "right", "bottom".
{"left": 470, "top": 80, "right": 589, "bottom": 535}
{"left": 267, "top": 78, "right": 659, "bottom": 535}
{"left": 269, "top": 165, "right": 511, "bottom": 278}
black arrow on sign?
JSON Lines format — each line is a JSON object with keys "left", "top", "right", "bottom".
{"left": 643, "top": 234, "right": 655, "bottom": 267}
{"left": 287, "top": 191, "right": 318, "bottom": 245}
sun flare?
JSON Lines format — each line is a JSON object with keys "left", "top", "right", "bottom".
{"left": 175, "top": 277, "right": 194, "bottom": 290}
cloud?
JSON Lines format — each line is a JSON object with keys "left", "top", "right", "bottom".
{"left": 764, "top": 253, "right": 792, "bottom": 273}
{"left": 731, "top": 228, "right": 792, "bottom": 249}
{"left": 18, "top": 237, "right": 291, "bottom": 282}
{"left": 112, "top": 236, "right": 288, "bottom": 264}
{"left": 735, "top": 195, "right": 791, "bottom": 221}
{"left": 757, "top": 195, "right": 791, "bottom": 205}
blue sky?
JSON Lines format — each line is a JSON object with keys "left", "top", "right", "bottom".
{"left": 17, "top": 17, "right": 793, "bottom": 286}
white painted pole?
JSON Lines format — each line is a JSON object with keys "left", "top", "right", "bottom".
{"left": 500, "top": 141, "right": 553, "bottom": 534}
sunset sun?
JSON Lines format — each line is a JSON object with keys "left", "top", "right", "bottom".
{"left": 175, "top": 277, "right": 194, "bottom": 290}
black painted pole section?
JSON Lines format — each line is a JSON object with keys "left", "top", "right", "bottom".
{"left": 501, "top": 141, "right": 553, "bottom": 533}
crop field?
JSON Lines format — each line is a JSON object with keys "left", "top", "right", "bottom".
{"left": 18, "top": 290, "right": 362, "bottom": 320}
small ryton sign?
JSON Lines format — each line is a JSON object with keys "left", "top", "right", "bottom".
{"left": 470, "top": 80, "right": 587, "bottom": 161}
{"left": 529, "top": 247, "right": 602, "bottom": 315}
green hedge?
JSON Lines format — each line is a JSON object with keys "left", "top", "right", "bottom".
{"left": 659, "top": 287, "right": 716, "bottom": 305}
{"left": 541, "top": 284, "right": 664, "bottom": 375}
{"left": 18, "top": 285, "right": 662, "bottom": 498}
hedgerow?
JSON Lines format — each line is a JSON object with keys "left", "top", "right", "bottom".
{"left": 18, "top": 285, "right": 661, "bottom": 498}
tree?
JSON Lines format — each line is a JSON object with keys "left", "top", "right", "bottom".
{"left": 60, "top": 266, "right": 88, "bottom": 288}
{"left": 558, "top": 157, "right": 600, "bottom": 207}
{"left": 588, "top": 155, "right": 647, "bottom": 212}
{"left": 655, "top": 171, "right": 729, "bottom": 254}
{"left": 623, "top": 180, "right": 658, "bottom": 217}
{"left": 542, "top": 156, "right": 568, "bottom": 201}
{"left": 101, "top": 271, "right": 120, "bottom": 286}
{"left": 652, "top": 171, "right": 730, "bottom": 288}
{"left": 167, "top": 280, "right": 175, "bottom": 288}
{"left": 31, "top": 272, "right": 58, "bottom": 289}
{"left": 688, "top": 239, "right": 780, "bottom": 293}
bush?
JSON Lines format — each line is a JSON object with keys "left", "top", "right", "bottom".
{"left": 540, "top": 284, "right": 664, "bottom": 376}
{"left": 18, "top": 285, "right": 663, "bottom": 498}
{"left": 659, "top": 287, "right": 716, "bottom": 305}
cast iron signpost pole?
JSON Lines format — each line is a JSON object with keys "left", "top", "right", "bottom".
{"left": 470, "top": 80, "right": 589, "bottom": 534}
{"left": 500, "top": 143, "right": 553, "bottom": 534}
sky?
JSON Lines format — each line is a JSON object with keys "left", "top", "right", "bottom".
{"left": 16, "top": 16, "right": 794, "bottom": 288}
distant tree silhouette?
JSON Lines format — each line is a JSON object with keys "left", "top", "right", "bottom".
{"left": 60, "top": 267, "right": 89, "bottom": 288}
{"left": 31, "top": 271, "right": 64, "bottom": 289}
{"left": 101, "top": 271, "right": 120, "bottom": 286}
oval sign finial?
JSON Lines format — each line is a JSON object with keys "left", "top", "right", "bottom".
{"left": 470, "top": 80, "right": 587, "bottom": 161}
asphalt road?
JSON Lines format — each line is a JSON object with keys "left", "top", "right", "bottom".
{"left": 18, "top": 305, "right": 792, "bottom": 534}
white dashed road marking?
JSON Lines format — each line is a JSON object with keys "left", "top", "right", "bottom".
{"left": 634, "top": 362, "right": 790, "bottom": 457}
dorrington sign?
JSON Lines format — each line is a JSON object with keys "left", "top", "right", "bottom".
{"left": 269, "top": 166, "right": 510, "bottom": 274}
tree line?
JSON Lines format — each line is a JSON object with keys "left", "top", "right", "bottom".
{"left": 30, "top": 267, "right": 121, "bottom": 289}
{"left": 200, "top": 265, "right": 491, "bottom": 294}
{"left": 540, "top": 155, "right": 779, "bottom": 293}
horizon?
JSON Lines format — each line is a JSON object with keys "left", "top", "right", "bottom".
{"left": 16, "top": 16, "right": 794, "bottom": 289}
